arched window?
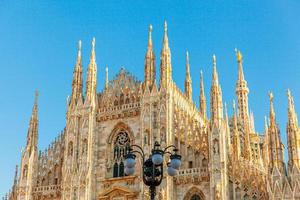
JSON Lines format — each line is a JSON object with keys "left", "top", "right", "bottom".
{"left": 202, "top": 158, "right": 208, "bottom": 168}
{"left": 243, "top": 194, "right": 250, "bottom": 200}
{"left": 68, "top": 141, "right": 73, "bottom": 156}
{"left": 23, "top": 165, "right": 28, "bottom": 180}
{"left": 82, "top": 139, "right": 88, "bottom": 154}
{"left": 113, "top": 130, "right": 130, "bottom": 177}
{"left": 191, "top": 194, "right": 201, "bottom": 200}
{"left": 120, "top": 93, "right": 124, "bottom": 105}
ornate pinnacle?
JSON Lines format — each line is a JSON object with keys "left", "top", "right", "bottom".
{"left": 148, "top": 24, "right": 153, "bottom": 48}
{"left": 287, "top": 89, "right": 298, "bottom": 125}
{"left": 31, "top": 90, "right": 38, "bottom": 118}
{"left": 92, "top": 37, "right": 95, "bottom": 49}
{"left": 269, "top": 92, "right": 274, "bottom": 105}
{"left": 162, "top": 21, "right": 169, "bottom": 50}
{"left": 287, "top": 89, "right": 293, "bottom": 108}
{"left": 185, "top": 50, "right": 192, "bottom": 100}
{"left": 212, "top": 54, "right": 216, "bottom": 66}
{"left": 199, "top": 70, "right": 206, "bottom": 119}
{"left": 34, "top": 90, "right": 39, "bottom": 107}
{"left": 90, "top": 37, "right": 96, "bottom": 62}
{"left": 212, "top": 54, "right": 219, "bottom": 85}
{"left": 78, "top": 40, "right": 82, "bottom": 51}
{"left": 105, "top": 66, "right": 109, "bottom": 90}
{"left": 76, "top": 40, "right": 82, "bottom": 64}
{"left": 200, "top": 70, "right": 205, "bottom": 94}
{"left": 269, "top": 91, "right": 276, "bottom": 126}
{"left": 186, "top": 51, "right": 190, "bottom": 75}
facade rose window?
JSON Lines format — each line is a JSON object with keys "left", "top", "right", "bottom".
{"left": 113, "top": 130, "right": 130, "bottom": 177}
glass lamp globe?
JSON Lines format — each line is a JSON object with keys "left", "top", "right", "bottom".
{"left": 124, "top": 166, "right": 135, "bottom": 176}
{"left": 124, "top": 157, "right": 136, "bottom": 168}
{"left": 124, "top": 153, "right": 136, "bottom": 168}
{"left": 170, "top": 154, "right": 182, "bottom": 170}
{"left": 152, "top": 151, "right": 163, "bottom": 165}
{"left": 167, "top": 166, "right": 178, "bottom": 177}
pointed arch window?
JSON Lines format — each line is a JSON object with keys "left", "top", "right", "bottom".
{"left": 82, "top": 139, "right": 88, "bottom": 155}
{"left": 68, "top": 141, "right": 73, "bottom": 156}
{"left": 113, "top": 130, "right": 130, "bottom": 177}
{"left": 190, "top": 195, "right": 201, "bottom": 200}
{"left": 23, "top": 165, "right": 28, "bottom": 180}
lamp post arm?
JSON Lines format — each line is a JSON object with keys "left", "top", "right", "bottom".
{"left": 130, "top": 150, "right": 145, "bottom": 163}
{"left": 130, "top": 144, "right": 145, "bottom": 158}
{"left": 164, "top": 151, "right": 173, "bottom": 156}
{"left": 163, "top": 145, "right": 177, "bottom": 153}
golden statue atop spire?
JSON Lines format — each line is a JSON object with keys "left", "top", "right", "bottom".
{"left": 235, "top": 48, "right": 242, "bottom": 63}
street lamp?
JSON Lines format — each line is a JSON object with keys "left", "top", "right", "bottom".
{"left": 124, "top": 141, "right": 182, "bottom": 200}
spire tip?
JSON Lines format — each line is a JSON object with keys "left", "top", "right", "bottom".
{"left": 235, "top": 48, "right": 242, "bottom": 63}
{"left": 34, "top": 90, "right": 39, "bottom": 105}
{"left": 269, "top": 91, "right": 273, "bottom": 102}
{"left": 92, "top": 37, "right": 96, "bottom": 48}
{"left": 164, "top": 20, "right": 167, "bottom": 32}
{"left": 78, "top": 40, "right": 82, "bottom": 51}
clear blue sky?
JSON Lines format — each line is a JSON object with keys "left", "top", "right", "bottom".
{"left": 1, "top": 0, "right": 300, "bottom": 195}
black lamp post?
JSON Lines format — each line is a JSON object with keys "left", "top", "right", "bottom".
{"left": 124, "top": 141, "right": 182, "bottom": 200}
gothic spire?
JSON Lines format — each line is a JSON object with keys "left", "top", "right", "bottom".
{"left": 212, "top": 54, "right": 219, "bottom": 86}
{"left": 287, "top": 89, "right": 298, "bottom": 126}
{"left": 235, "top": 49, "right": 251, "bottom": 160}
{"left": 71, "top": 40, "right": 83, "bottom": 104}
{"left": 144, "top": 24, "right": 155, "bottom": 88}
{"left": 268, "top": 92, "right": 285, "bottom": 172}
{"left": 210, "top": 54, "right": 223, "bottom": 125}
{"left": 86, "top": 37, "right": 98, "bottom": 103}
{"left": 105, "top": 66, "right": 109, "bottom": 90}
{"left": 265, "top": 116, "right": 269, "bottom": 133}
{"left": 26, "top": 91, "right": 39, "bottom": 154}
{"left": 269, "top": 92, "right": 276, "bottom": 127}
{"left": 185, "top": 51, "right": 192, "bottom": 100}
{"left": 162, "top": 21, "right": 169, "bottom": 51}
{"left": 286, "top": 89, "right": 300, "bottom": 171}
{"left": 199, "top": 70, "right": 207, "bottom": 119}
{"left": 13, "top": 165, "right": 18, "bottom": 185}
{"left": 160, "top": 21, "right": 172, "bottom": 88}
{"left": 235, "top": 48, "right": 245, "bottom": 81}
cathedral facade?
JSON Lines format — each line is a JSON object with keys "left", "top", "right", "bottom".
{"left": 6, "top": 22, "right": 300, "bottom": 200}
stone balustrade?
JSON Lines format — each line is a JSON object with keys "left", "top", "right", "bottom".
{"left": 175, "top": 167, "right": 209, "bottom": 184}
{"left": 34, "top": 185, "right": 61, "bottom": 193}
